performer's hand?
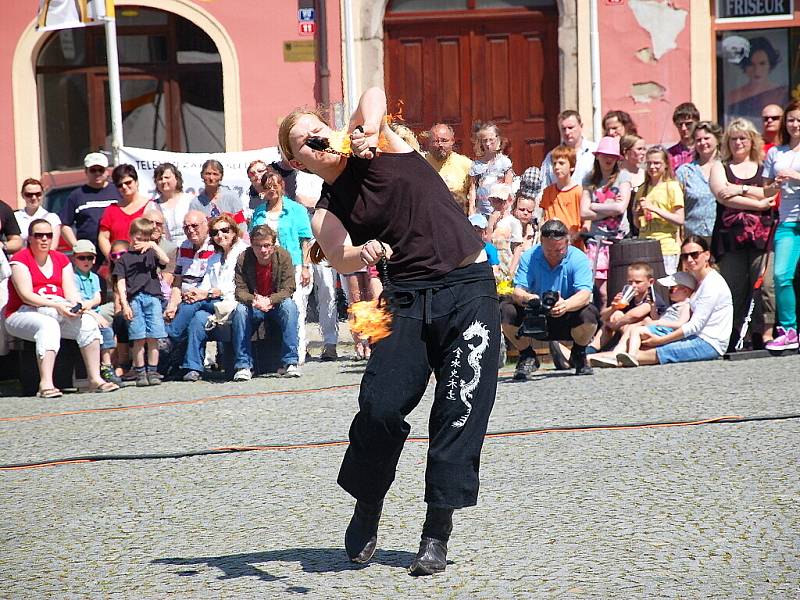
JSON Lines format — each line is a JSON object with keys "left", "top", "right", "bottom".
{"left": 360, "top": 239, "right": 388, "bottom": 266}
{"left": 350, "top": 127, "right": 375, "bottom": 160}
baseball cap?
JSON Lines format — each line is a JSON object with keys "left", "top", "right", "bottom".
{"left": 657, "top": 271, "right": 697, "bottom": 290}
{"left": 72, "top": 239, "right": 97, "bottom": 255}
{"left": 84, "top": 152, "right": 109, "bottom": 168}
{"left": 468, "top": 214, "right": 488, "bottom": 229}
{"left": 540, "top": 219, "right": 568, "bottom": 239}
{"left": 488, "top": 183, "right": 512, "bottom": 200}
{"left": 518, "top": 166, "right": 543, "bottom": 199}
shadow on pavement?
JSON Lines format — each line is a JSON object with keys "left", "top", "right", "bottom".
{"left": 153, "top": 547, "right": 417, "bottom": 583}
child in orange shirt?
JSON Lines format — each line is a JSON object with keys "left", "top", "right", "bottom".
{"left": 539, "top": 145, "right": 586, "bottom": 249}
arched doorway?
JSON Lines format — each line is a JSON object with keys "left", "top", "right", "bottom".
{"left": 384, "top": 0, "right": 559, "bottom": 170}
{"left": 36, "top": 5, "right": 224, "bottom": 172}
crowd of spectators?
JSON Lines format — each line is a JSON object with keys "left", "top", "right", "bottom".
{"left": 2, "top": 95, "right": 798, "bottom": 395}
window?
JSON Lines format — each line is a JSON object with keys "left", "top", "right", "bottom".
{"left": 36, "top": 7, "right": 224, "bottom": 172}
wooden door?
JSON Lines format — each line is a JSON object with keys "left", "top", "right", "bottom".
{"left": 384, "top": 8, "right": 559, "bottom": 172}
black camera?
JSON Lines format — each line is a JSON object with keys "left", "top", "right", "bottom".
{"left": 517, "top": 290, "right": 559, "bottom": 340}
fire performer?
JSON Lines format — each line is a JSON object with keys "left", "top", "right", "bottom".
{"left": 278, "top": 88, "right": 500, "bottom": 576}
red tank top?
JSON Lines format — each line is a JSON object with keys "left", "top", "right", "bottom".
{"left": 6, "top": 249, "right": 70, "bottom": 316}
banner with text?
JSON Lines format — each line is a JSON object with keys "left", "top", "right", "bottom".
{"left": 118, "top": 146, "right": 280, "bottom": 203}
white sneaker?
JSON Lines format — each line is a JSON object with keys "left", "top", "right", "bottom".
{"left": 283, "top": 364, "right": 301, "bottom": 377}
{"left": 233, "top": 368, "right": 252, "bottom": 381}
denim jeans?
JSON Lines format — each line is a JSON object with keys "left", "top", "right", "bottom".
{"left": 128, "top": 293, "right": 167, "bottom": 340}
{"left": 773, "top": 221, "right": 800, "bottom": 329}
{"left": 182, "top": 301, "right": 251, "bottom": 372}
{"left": 247, "top": 299, "right": 299, "bottom": 366}
{"left": 167, "top": 299, "right": 211, "bottom": 341}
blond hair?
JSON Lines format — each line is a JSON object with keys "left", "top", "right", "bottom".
{"left": 278, "top": 108, "right": 329, "bottom": 163}
{"left": 721, "top": 118, "right": 764, "bottom": 164}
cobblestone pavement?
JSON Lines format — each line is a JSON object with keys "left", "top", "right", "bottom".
{"left": 1, "top": 351, "right": 799, "bottom": 599}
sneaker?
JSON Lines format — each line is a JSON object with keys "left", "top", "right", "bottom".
{"left": 135, "top": 370, "right": 150, "bottom": 387}
{"left": 233, "top": 368, "right": 252, "bottom": 382}
{"left": 183, "top": 370, "right": 202, "bottom": 382}
{"left": 121, "top": 369, "right": 138, "bottom": 382}
{"left": 278, "top": 364, "right": 301, "bottom": 378}
{"left": 616, "top": 352, "right": 639, "bottom": 368}
{"left": 321, "top": 344, "right": 338, "bottom": 361}
{"left": 765, "top": 327, "right": 799, "bottom": 352}
{"left": 100, "top": 364, "right": 122, "bottom": 385}
{"left": 513, "top": 353, "right": 540, "bottom": 381}
{"left": 588, "top": 355, "right": 619, "bottom": 368}
{"left": 147, "top": 372, "right": 162, "bottom": 386}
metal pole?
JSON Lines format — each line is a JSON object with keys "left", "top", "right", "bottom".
{"left": 589, "top": 0, "right": 602, "bottom": 140}
{"left": 342, "top": 0, "right": 358, "bottom": 119}
{"left": 104, "top": 15, "right": 124, "bottom": 164}
{"left": 316, "top": 0, "right": 330, "bottom": 107}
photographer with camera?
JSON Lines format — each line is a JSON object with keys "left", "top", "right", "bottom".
{"left": 500, "top": 219, "right": 600, "bottom": 380}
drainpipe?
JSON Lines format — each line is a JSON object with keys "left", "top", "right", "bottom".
{"left": 316, "top": 0, "right": 330, "bottom": 107}
{"left": 342, "top": 0, "right": 358, "bottom": 118}
{"left": 589, "top": 0, "right": 602, "bottom": 139}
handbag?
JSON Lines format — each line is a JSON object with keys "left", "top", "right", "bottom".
{"left": 204, "top": 299, "right": 239, "bottom": 331}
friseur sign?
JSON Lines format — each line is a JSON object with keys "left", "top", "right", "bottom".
{"left": 717, "top": 0, "right": 794, "bottom": 20}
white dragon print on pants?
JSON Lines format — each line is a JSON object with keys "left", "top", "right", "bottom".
{"left": 448, "top": 320, "right": 490, "bottom": 428}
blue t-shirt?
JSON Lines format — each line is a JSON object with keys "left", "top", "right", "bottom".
{"left": 484, "top": 242, "right": 499, "bottom": 266}
{"left": 74, "top": 270, "right": 101, "bottom": 306}
{"left": 514, "top": 244, "right": 593, "bottom": 298}
{"left": 250, "top": 196, "right": 312, "bottom": 266}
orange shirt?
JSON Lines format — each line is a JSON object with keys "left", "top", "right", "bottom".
{"left": 539, "top": 183, "right": 584, "bottom": 248}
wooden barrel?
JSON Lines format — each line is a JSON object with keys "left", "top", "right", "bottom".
{"left": 608, "top": 239, "right": 667, "bottom": 306}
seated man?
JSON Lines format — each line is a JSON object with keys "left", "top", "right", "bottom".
{"left": 234, "top": 225, "right": 300, "bottom": 377}
{"left": 500, "top": 219, "right": 600, "bottom": 379}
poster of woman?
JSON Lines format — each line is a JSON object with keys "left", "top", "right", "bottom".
{"left": 722, "top": 30, "right": 789, "bottom": 127}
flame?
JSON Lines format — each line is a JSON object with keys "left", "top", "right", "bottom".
{"left": 348, "top": 300, "right": 392, "bottom": 342}
{"left": 387, "top": 99, "right": 405, "bottom": 123}
{"left": 327, "top": 129, "right": 352, "bottom": 155}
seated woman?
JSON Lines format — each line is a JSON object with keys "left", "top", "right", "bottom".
{"left": 627, "top": 235, "right": 733, "bottom": 365}
{"left": 5, "top": 219, "right": 119, "bottom": 396}
{"left": 182, "top": 214, "right": 251, "bottom": 382}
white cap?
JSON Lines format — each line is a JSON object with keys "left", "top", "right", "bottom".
{"left": 84, "top": 152, "right": 109, "bottom": 168}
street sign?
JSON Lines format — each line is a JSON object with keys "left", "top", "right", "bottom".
{"left": 298, "top": 8, "right": 315, "bottom": 21}
{"left": 298, "top": 21, "right": 316, "bottom": 36}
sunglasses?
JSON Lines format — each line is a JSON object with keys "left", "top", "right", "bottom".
{"left": 32, "top": 232, "right": 54, "bottom": 240}
{"left": 115, "top": 179, "right": 136, "bottom": 189}
{"left": 23, "top": 191, "right": 43, "bottom": 199}
{"left": 74, "top": 254, "right": 95, "bottom": 261}
{"left": 541, "top": 231, "right": 566, "bottom": 239}
{"left": 211, "top": 226, "right": 231, "bottom": 236}
{"left": 110, "top": 251, "right": 127, "bottom": 260}
{"left": 762, "top": 115, "right": 781, "bottom": 122}
{"left": 680, "top": 250, "right": 704, "bottom": 261}
{"left": 183, "top": 223, "right": 202, "bottom": 230}
{"left": 87, "top": 166, "right": 106, "bottom": 174}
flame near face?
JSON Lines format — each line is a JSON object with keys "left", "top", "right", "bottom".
{"left": 348, "top": 300, "right": 392, "bottom": 343}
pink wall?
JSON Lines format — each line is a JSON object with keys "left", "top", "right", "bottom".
{"left": 598, "top": 0, "right": 693, "bottom": 146}
{"left": 0, "top": 1, "right": 343, "bottom": 206}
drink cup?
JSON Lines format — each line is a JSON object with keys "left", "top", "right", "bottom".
{"left": 612, "top": 284, "right": 636, "bottom": 310}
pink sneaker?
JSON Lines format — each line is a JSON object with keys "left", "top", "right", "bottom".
{"left": 765, "top": 327, "right": 799, "bottom": 351}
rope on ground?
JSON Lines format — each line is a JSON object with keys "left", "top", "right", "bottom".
{"left": 2, "top": 413, "right": 799, "bottom": 471}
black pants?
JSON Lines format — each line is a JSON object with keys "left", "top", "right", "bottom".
{"left": 500, "top": 300, "right": 600, "bottom": 342}
{"left": 338, "top": 265, "right": 500, "bottom": 509}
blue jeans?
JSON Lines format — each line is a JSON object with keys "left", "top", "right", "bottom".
{"left": 99, "top": 326, "right": 115, "bottom": 350}
{"left": 128, "top": 293, "right": 167, "bottom": 340}
{"left": 183, "top": 302, "right": 251, "bottom": 372}
{"left": 248, "top": 300, "right": 299, "bottom": 366}
{"left": 167, "top": 299, "right": 210, "bottom": 341}
{"left": 773, "top": 221, "right": 800, "bottom": 329}
{"left": 656, "top": 335, "right": 720, "bottom": 364}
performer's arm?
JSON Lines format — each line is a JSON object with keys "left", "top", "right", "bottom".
{"left": 312, "top": 208, "right": 390, "bottom": 273}
{"left": 349, "top": 87, "right": 413, "bottom": 157}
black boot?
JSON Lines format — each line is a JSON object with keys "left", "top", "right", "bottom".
{"left": 570, "top": 344, "right": 593, "bottom": 375}
{"left": 409, "top": 506, "right": 453, "bottom": 576}
{"left": 345, "top": 499, "right": 383, "bottom": 563}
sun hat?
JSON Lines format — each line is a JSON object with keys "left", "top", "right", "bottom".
{"left": 517, "top": 166, "right": 543, "bottom": 199}
{"left": 593, "top": 136, "right": 621, "bottom": 159}
{"left": 72, "top": 240, "right": 97, "bottom": 256}
{"left": 657, "top": 271, "right": 697, "bottom": 290}
{"left": 488, "top": 183, "right": 512, "bottom": 200}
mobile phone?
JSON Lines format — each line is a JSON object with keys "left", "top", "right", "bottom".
{"left": 69, "top": 302, "right": 82, "bottom": 314}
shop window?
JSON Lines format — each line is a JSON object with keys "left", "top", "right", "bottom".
{"left": 36, "top": 6, "right": 224, "bottom": 172}
{"left": 717, "top": 28, "right": 793, "bottom": 126}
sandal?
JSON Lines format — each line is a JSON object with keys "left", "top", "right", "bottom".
{"left": 37, "top": 388, "right": 63, "bottom": 399}
{"left": 89, "top": 381, "right": 120, "bottom": 393}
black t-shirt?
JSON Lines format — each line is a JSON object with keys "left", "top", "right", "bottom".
{"left": 0, "top": 200, "right": 21, "bottom": 240}
{"left": 113, "top": 248, "right": 165, "bottom": 299}
{"left": 316, "top": 151, "right": 482, "bottom": 281}
{"left": 59, "top": 184, "right": 120, "bottom": 244}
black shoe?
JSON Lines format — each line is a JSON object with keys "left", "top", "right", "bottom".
{"left": 408, "top": 537, "right": 448, "bottom": 576}
{"left": 549, "top": 341, "right": 571, "bottom": 370}
{"left": 513, "top": 353, "right": 540, "bottom": 381}
{"left": 570, "top": 345, "right": 594, "bottom": 376}
{"left": 345, "top": 500, "right": 383, "bottom": 563}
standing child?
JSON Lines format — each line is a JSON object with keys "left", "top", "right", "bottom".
{"left": 468, "top": 122, "right": 513, "bottom": 216}
{"left": 635, "top": 147, "right": 685, "bottom": 274}
{"left": 114, "top": 218, "right": 170, "bottom": 386}
{"left": 539, "top": 145, "right": 586, "bottom": 248}
{"left": 71, "top": 240, "right": 120, "bottom": 384}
